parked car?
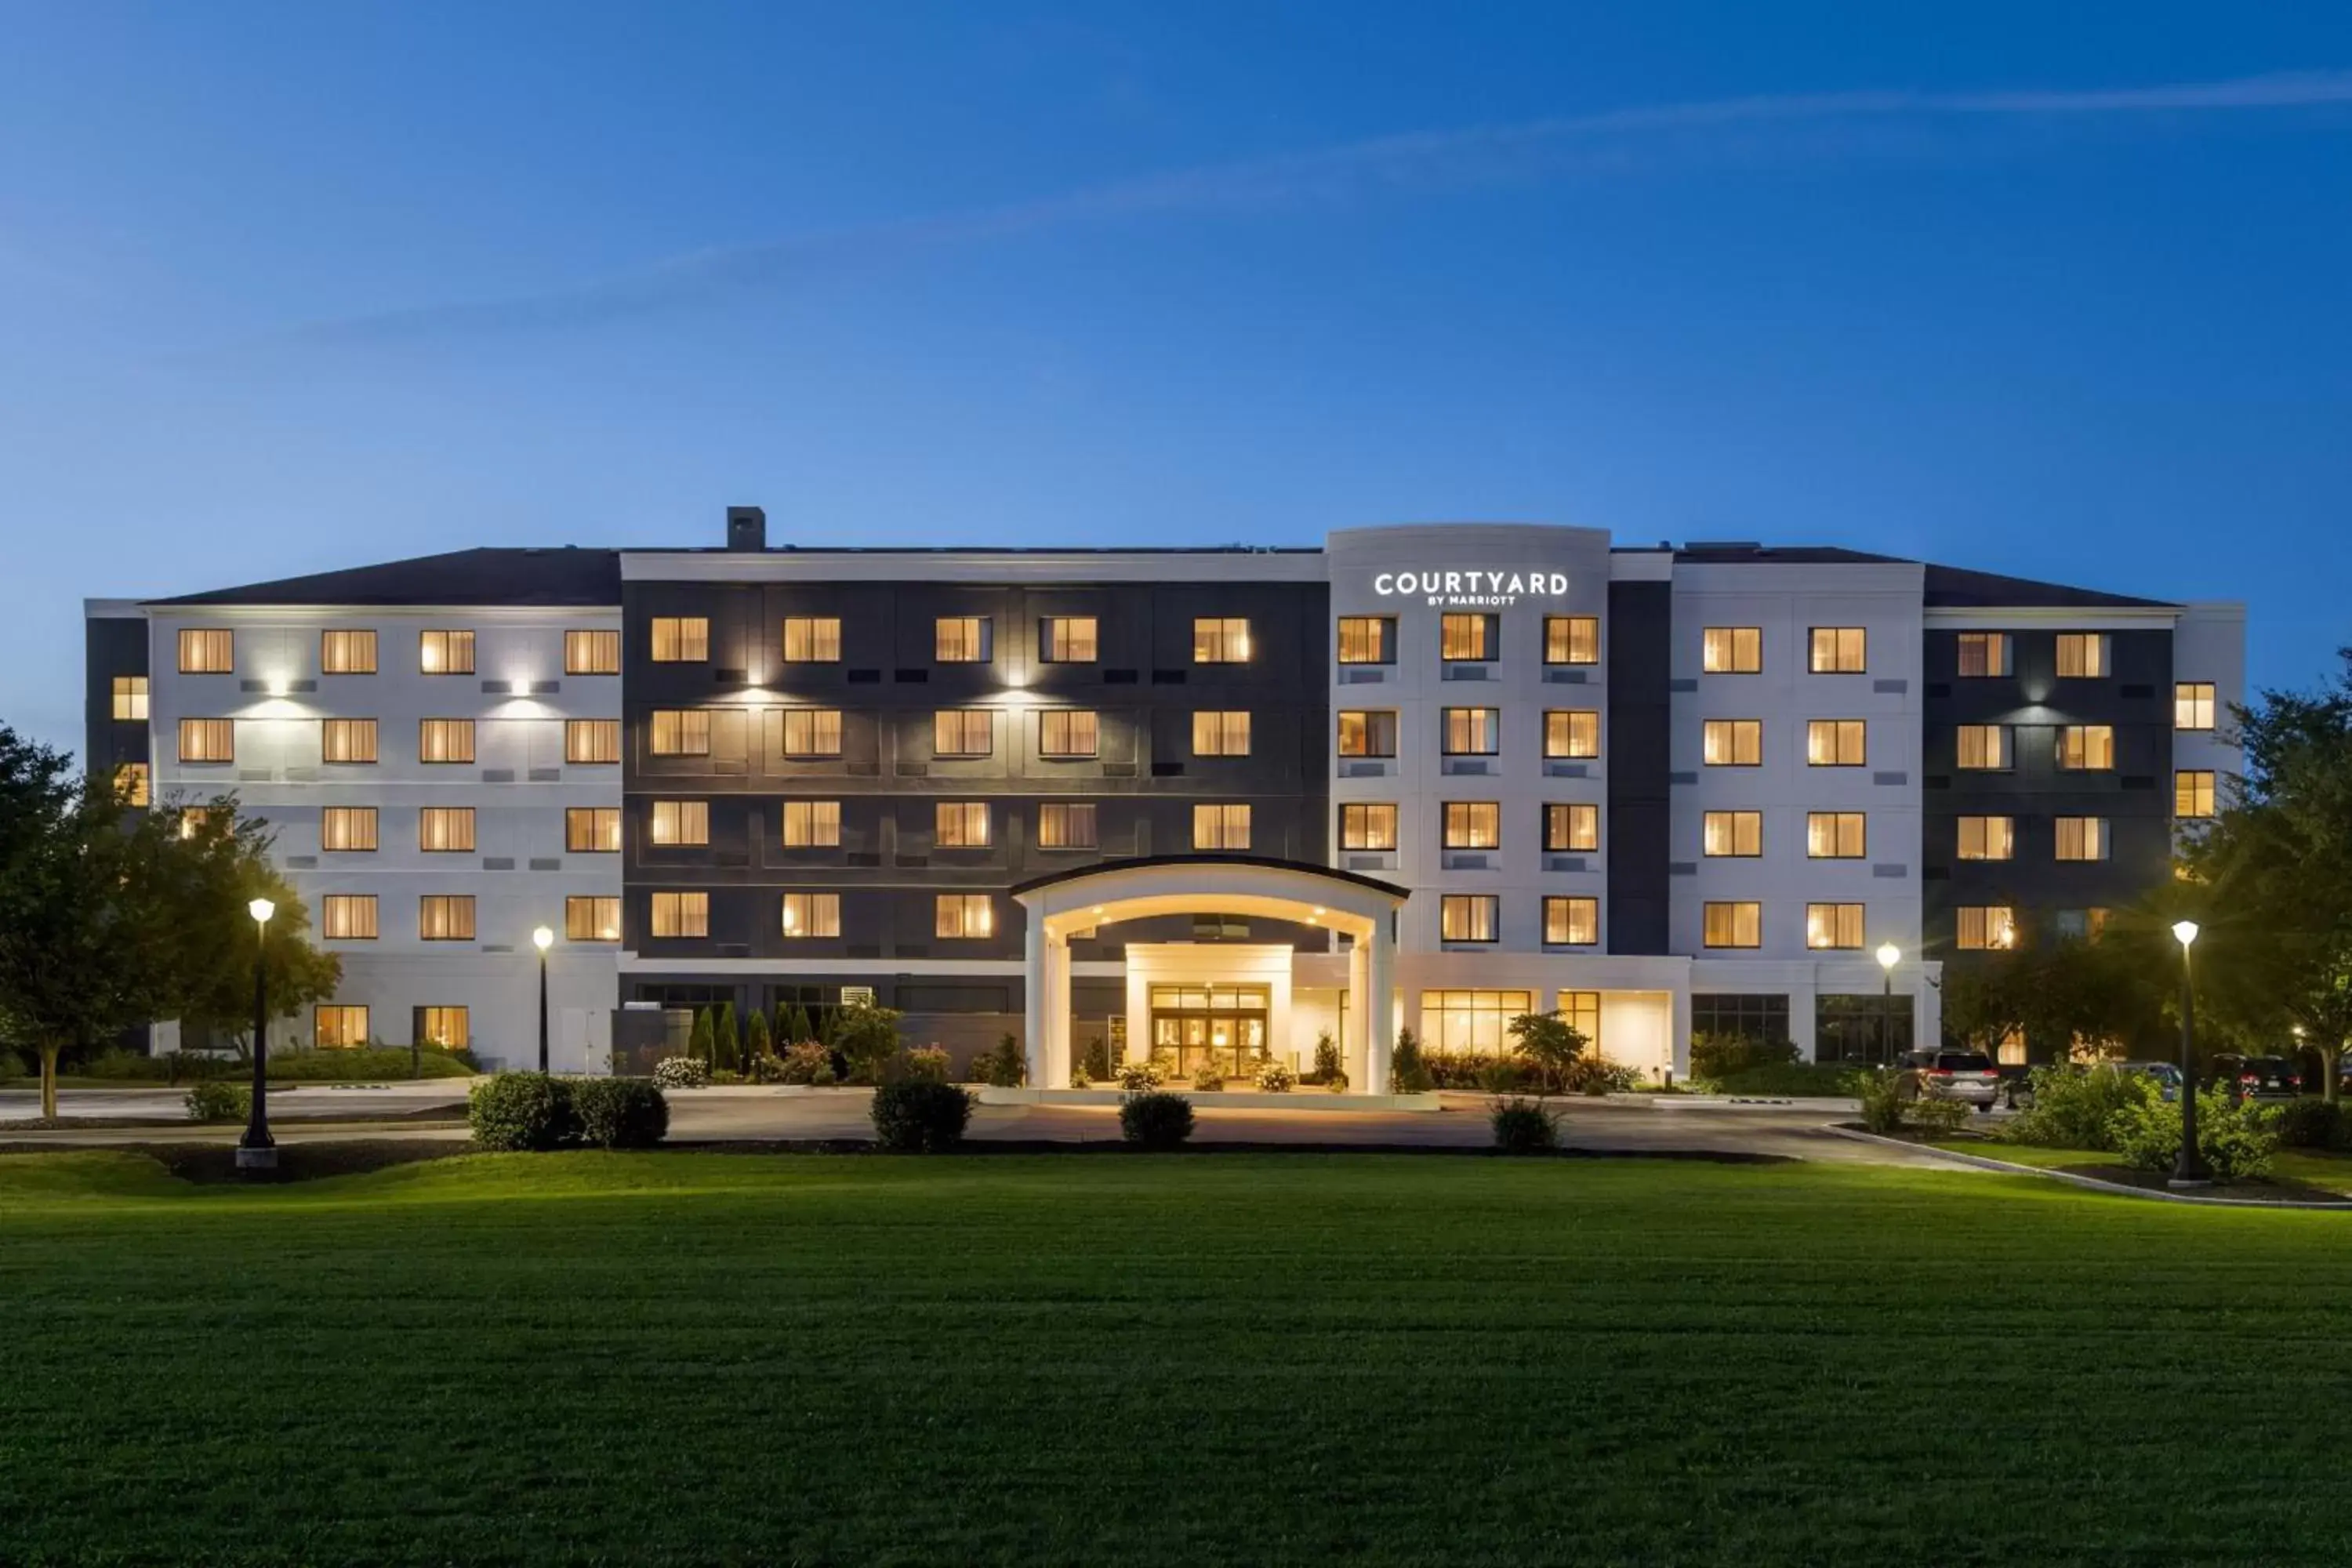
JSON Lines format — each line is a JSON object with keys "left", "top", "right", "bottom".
{"left": 2212, "top": 1054, "right": 2303, "bottom": 1101}
{"left": 2002, "top": 1059, "right": 2183, "bottom": 1110}
{"left": 2118, "top": 1061, "right": 2183, "bottom": 1102}
{"left": 1899, "top": 1049, "right": 2001, "bottom": 1111}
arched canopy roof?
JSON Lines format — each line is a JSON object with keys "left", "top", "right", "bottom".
{"left": 1011, "top": 855, "right": 1406, "bottom": 942}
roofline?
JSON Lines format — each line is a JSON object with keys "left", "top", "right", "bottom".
{"left": 1008, "top": 854, "right": 1409, "bottom": 901}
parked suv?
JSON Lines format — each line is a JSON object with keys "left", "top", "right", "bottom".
{"left": 1899, "top": 1050, "right": 2001, "bottom": 1112}
{"left": 2212, "top": 1054, "right": 2303, "bottom": 1101}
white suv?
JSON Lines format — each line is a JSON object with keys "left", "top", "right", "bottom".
{"left": 1899, "top": 1049, "right": 2001, "bottom": 1112}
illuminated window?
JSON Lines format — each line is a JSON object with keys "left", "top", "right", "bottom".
{"left": 565, "top": 719, "right": 620, "bottom": 764}
{"left": 177, "top": 629, "right": 233, "bottom": 673}
{"left": 111, "top": 676, "right": 148, "bottom": 721}
{"left": 419, "top": 630, "right": 474, "bottom": 674}
{"left": 780, "top": 892, "right": 840, "bottom": 938}
{"left": 1340, "top": 803, "right": 1397, "bottom": 851}
{"left": 2057, "top": 724, "right": 2114, "bottom": 771}
{"left": 314, "top": 1005, "right": 369, "bottom": 1048}
{"left": 2055, "top": 816, "right": 2110, "bottom": 862}
{"left": 2175, "top": 770, "right": 2217, "bottom": 819}
{"left": 320, "top": 630, "right": 376, "bottom": 674}
{"left": 781, "top": 800, "right": 840, "bottom": 847}
{"left": 419, "top": 719, "right": 476, "bottom": 764}
{"left": 933, "top": 709, "right": 994, "bottom": 758}
{"left": 782, "top": 617, "right": 840, "bottom": 663}
{"left": 1441, "top": 707, "right": 1499, "bottom": 755}
{"left": 416, "top": 1006, "right": 468, "bottom": 1050}
{"left": 1439, "top": 614, "right": 1493, "bottom": 662}
{"left": 565, "top": 896, "right": 622, "bottom": 942}
{"left": 1702, "top": 902, "right": 1762, "bottom": 949}
{"left": 1956, "top": 724, "right": 2009, "bottom": 771}
{"left": 321, "top": 806, "right": 378, "bottom": 852}
{"left": 322, "top": 895, "right": 379, "bottom": 940}
{"left": 1806, "top": 811, "right": 1865, "bottom": 858}
{"left": 1544, "top": 616, "right": 1599, "bottom": 665}
{"left": 1338, "top": 710, "right": 1397, "bottom": 757}
{"left": 1958, "top": 906, "right": 2019, "bottom": 950}
{"left": 1192, "top": 711, "right": 1251, "bottom": 757}
{"left": 1957, "top": 815, "right": 2014, "bottom": 861}
{"left": 1561, "top": 990, "right": 1601, "bottom": 1053}
{"left": 321, "top": 718, "right": 377, "bottom": 764}
{"left": 568, "top": 806, "right": 623, "bottom": 852}
{"left": 1192, "top": 618, "right": 1251, "bottom": 663}
{"left": 1544, "top": 803, "right": 1599, "bottom": 852}
{"left": 1806, "top": 719, "right": 1867, "bottom": 767}
{"left": 1192, "top": 804, "right": 1251, "bottom": 851}
{"left": 1038, "top": 802, "right": 1097, "bottom": 848}
{"left": 1702, "top": 627, "right": 1762, "bottom": 673}
{"left": 419, "top": 895, "right": 476, "bottom": 942}
{"left": 649, "top": 617, "right": 709, "bottom": 663}
{"left": 1038, "top": 710, "right": 1098, "bottom": 758}
{"left": 178, "top": 718, "right": 233, "bottom": 764}
{"left": 1702, "top": 719, "right": 1762, "bottom": 767}
{"left": 2055, "top": 633, "right": 2108, "bottom": 678}
{"left": 935, "top": 801, "right": 991, "bottom": 847}
{"left": 1543, "top": 710, "right": 1599, "bottom": 760}
{"left": 650, "top": 891, "right": 709, "bottom": 938}
{"left": 113, "top": 763, "right": 149, "bottom": 807}
{"left": 935, "top": 894, "right": 994, "bottom": 938}
{"left": 2056, "top": 908, "right": 2111, "bottom": 942}
{"left": 781, "top": 709, "right": 842, "bottom": 758}
{"left": 1418, "top": 989, "right": 1534, "bottom": 1054}
{"left": 176, "top": 806, "right": 208, "bottom": 838}
{"left": 649, "top": 710, "right": 711, "bottom": 757}
{"left": 1544, "top": 896, "right": 1599, "bottom": 946}
{"left": 646, "top": 800, "right": 706, "bottom": 848}
{"left": 1809, "top": 627, "right": 1867, "bottom": 673}
{"left": 1806, "top": 902, "right": 1864, "bottom": 950}
{"left": 565, "top": 630, "right": 621, "bottom": 675}
{"left": 1336, "top": 616, "right": 1395, "bottom": 664}
{"left": 1703, "top": 811, "right": 1761, "bottom": 858}
{"left": 2175, "top": 682, "right": 2216, "bottom": 731}
{"left": 1443, "top": 801, "right": 1501, "bottom": 849}
{"left": 1040, "top": 617, "right": 1098, "bottom": 662}
{"left": 1957, "top": 632, "right": 2010, "bottom": 677}
{"left": 935, "top": 616, "right": 991, "bottom": 663}
{"left": 1439, "top": 895, "right": 1499, "bottom": 943}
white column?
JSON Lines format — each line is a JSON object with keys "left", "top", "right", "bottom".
{"left": 1345, "top": 938, "right": 1371, "bottom": 1087}
{"left": 1044, "top": 934, "right": 1073, "bottom": 1089}
{"left": 1365, "top": 917, "right": 1396, "bottom": 1094}
{"left": 1023, "top": 914, "right": 1048, "bottom": 1086}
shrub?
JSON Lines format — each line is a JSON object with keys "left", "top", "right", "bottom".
{"left": 2275, "top": 1097, "right": 2347, "bottom": 1151}
{"left": 897, "top": 1046, "right": 953, "bottom": 1084}
{"left": 1490, "top": 1098, "right": 1558, "bottom": 1153}
{"left": 184, "top": 1080, "right": 250, "bottom": 1123}
{"left": 1689, "top": 1033, "right": 1801, "bottom": 1081}
{"left": 1478, "top": 1057, "right": 1532, "bottom": 1095}
{"left": 1423, "top": 1051, "right": 1504, "bottom": 1091}
{"left": 1704, "top": 1062, "right": 1859, "bottom": 1098}
{"left": 869, "top": 1080, "right": 974, "bottom": 1152}
{"left": 974, "top": 1032, "right": 1025, "bottom": 1088}
{"left": 1565, "top": 1057, "right": 1642, "bottom": 1096}
{"left": 710, "top": 1069, "right": 745, "bottom": 1086}
{"left": 1854, "top": 1069, "right": 1907, "bottom": 1135}
{"left": 1192, "top": 1058, "right": 1225, "bottom": 1091}
{"left": 653, "top": 1055, "right": 711, "bottom": 1090}
{"left": 714, "top": 1001, "right": 740, "bottom": 1073}
{"left": 1254, "top": 1058, "right": 1296, "bottom": 1093}
{"left": 1118, "top": 1058, "right": 1166, "bottom": 1093}
{"left": 746, "top": 1009, "right": 772, "bottom": 1064}
{"left": 1079, "top": 1036, "right": 1115, "bottom": 1083}
{"left": 0, "top": 1048, "right": 21, "bottom": 1083}
{"left": 688, "top": 1009, "right": 714, "bottom": 1067}
{"left": 1508, "top": 1011, "right": 1586, "bottom": 1092}
{"left": 774, "top": 1042, "right": 832, "bottom": 1086}
{"left": 1999, "top": 1065, "right": 2154, "bottom": 1151}
{"left": 747, "top": 1053, "right": 787, "bottom": 1084}
{"left": 1391, "top": 1027, "right": 1433, "bottom": 1093}
{"left": 835, "top": 1002, "right": 906, "bottom": 1083}
{"left": 1069, "top": 1063, "right": 1092, "bottom": 1088}
{"left": 1120, "top": 1091, "right": 1195, "bottom": 1149}
{"left": 1905, "top": 1095, "right": 1975, "bottom": 1137}
{"left": 2109, "top": 1092, "right": 2281, "bottom": 1181}
{"left": 570, "top": 1078, "right": 669, "bottom": 1149}
{"left": 468, "top": 1073, "right": 575, "bottom": 1151}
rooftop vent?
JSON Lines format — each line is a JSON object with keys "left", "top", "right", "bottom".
{"left": 726, "top": 506, "right": 767, "bottom": 551}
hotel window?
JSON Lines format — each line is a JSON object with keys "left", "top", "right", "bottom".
{"left": 2057, "top": 724, "right": 2114, "bottom": 771}
{"left": 420, "top": 719, "right": 476, "bottom": 764}
{"left": 320, "top": 806, "right": 378, "bottom": 852}
{"left": 1192, "top": 618, "right": 1251, "bottom": 663}
{"left": 320, "top": 630, "right": 376, "bottom": 674}
{"left": 567, "top": 806, "right": 622, "bottom": 852}
{"left": 1338, "top": 710, "right": 1398, "bottom": 757}
{"left": 1806, "top": 902, "right": 1865, "bottom": 950}
{"left": 782, "top": 616, "right": 841, "bottom": 663}
{"left": 780, "top": 892, "right": 841, "bottom": 938}
{"left": 781, "top": 800, "right": 842, "bottom": 847}
{"left": 2175, "top": 682, "right": 2216, "bottom": 731}
{"left": 1441, "top": 706, "right": 1500, "bottom": 756}
{"left": 1955, "top": 724, "right": 2009, "bottom": 771}
{"left": 1958, "top": 906, "right": 2020, "bottom": 951}
{"left": 1702, "top": 902, "right": 1762, "bottom": 949}
{"left": 1439, "top": 895, "right": 1499, "bottom": 943}
{"left": 1419, "top": 989, "right": 1534, "bottom": 1054}
{"left": 566, "top": 719, "right": 620, "bottom": 764}
{"left": 1443, "top": 801, "right": 1501, "bottom": 850}
{"left": 114, "top": 764, "right": 149, "bottom": 807}
{"left": 321, "top": 718, "right": 377, "bottom": 764}
{"left": 419, "top": 895, "right": 477, "bottom": 942}
{"left": 935, "top": 616, "right": 991, "bottom": 663}
{"left": 1544, "top": 615, "right": 1599, "bottom": 666}
{"left": 935, "top": 801, "right": 991, "bottom": 847}
{"left": 1439, "top": 613, "right": 1494, "bottom": 662}
{"left": 416, "top": 1006, "right": 469, "bottom": 1050}
{"left": 2055, "top": 816, "right": 2111, "bottom": 862}
{"left": 1806, "top": 811, "right": 1866, "bottom": 859}
{"left": 1561, "top": 990, "right": 1601, "bottom": 1052}
{"left": 179, "top": 718, "right": 234, "bottom": 764}
{"left": 650, "top": 891, "right": 709, "bottom": 939}
{"left": 419, "top": 629, "right": 474, "bottom": 674}
{"left": 1038, "top": 709, "right": 1099, "bottom": 758}
{"left": 1809, "top": 627, "right": 1867, "bottom": 673}
{"left": 933, "top": 709, "right": 995, "bottom": 758}
{"left": 1957, "top": 632, "right": 2011, "bottom": 677}
{"left": 1040, "top": 616, "right": 1098, "bottom": 662}
{"left": 781, "top": 709, "right": 843, "bottom": 757}
{"left": 2055, "top": 633, "right": 2109, "bottom": 679}
{"left": 322, "top": 895, "right": 379, "bottom": 940}
{"left": 111, "top": 676, "right": 148, "bottom": 721}
{"left": 1702, "top": 627, "right": 1762, "bottom": 674}
{"left": 1544, "top": 802, "right": 1599, "bottom": 852}
{"left": 177, "top": 628, "right": 233, "bottom": 673}
{"left": 649, "top": 710, "right": 711, "bottom": 757}
{"left": 2176, "top": 770, "right": 2217, "bottom": 819}
{"left": 1806, "top": 719, "right": 1867, "bottom": 767}
{"left": 1957, "top": 815, "right": 2014, "bottom": 861}
{"left": 1702, "top": 719, "right": 1761, "bottom": 767}
{"left": 1038, "top": 802, "right": 1098, "bottom": 849}
{"left": 647, "top": 800, "right": 707, "bottom": 848}
{"left": 179, "top": 808, "right": 212, "bottom": 841}
{"left": 1544, "top": 895, "right": 1599, "bottom": 946}
{"left": 935, "top": 895, "right": 994, "bottom": 939}
{"left": 648, "top": 617, "right": 709, "bottom": 663}
{"left": 1543, "top": 710, "right": 1600, "bottom": 760}
{"left": 1336, "top": 616, "right": 1395, "bottom": 665}
{"left": 2056, "top": 908, "right": 2111, "bottom": 942}
{"left": 565, "top": 629, "right": 622, "bottom": 675}
{"left": 1192, "top": 804, "right": 1251, "bottom": 851}
{"left": 1703, "top": 811, "right": 1762, "bottom": 858}
{"left": 1340, "top": 803, "right": 1398, "bottom": 851}
{"left": 566, "top": 895, "right": 622, "bottom": 942}
{"left": 1192, "top": 710, "right": 1251, "bottom": 757}
{"left": 314, "top": 1005, "right": 370, "bottom": 1048}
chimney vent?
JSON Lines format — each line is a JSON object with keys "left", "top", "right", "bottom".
{"left": 726, "top": 506, "right": 767, "bottom": 551}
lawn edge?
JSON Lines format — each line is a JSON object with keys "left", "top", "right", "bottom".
{"left": 1825, "top": 1127, "right": 2352, "bottom": 1210}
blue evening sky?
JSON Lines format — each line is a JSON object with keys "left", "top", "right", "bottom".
{"left": 4, "top": 2, "right": 2348, "bottom": 752}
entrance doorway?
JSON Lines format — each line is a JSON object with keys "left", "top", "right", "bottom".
{"left": 1149, "top": 984, "right": 1270, "bottom": 1079}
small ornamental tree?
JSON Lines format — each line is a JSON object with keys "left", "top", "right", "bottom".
{"left": 1508, "top": 1010, "right": 1588, "bottom": 1094}
{"left": 833, "top": 1000, "right": 905, "bottom": 1083}
{"left": 746, "top": 1007, "right": 773, "bottom": 1063}
{"left": 784, "top": 1001, "right": 813, "bottom": 1044}
{"left": 1311, "top": 1030, "right": 1343, "bottom": 1085}
{"left": 714, "top": 1000, "right": 739, "bottom": 1073}
{"left": 1392, "top": 1025, "right": 1432, "bottom": 1092}
{"left": 688, "top": 1007, "right": 715, "bottom": 1068}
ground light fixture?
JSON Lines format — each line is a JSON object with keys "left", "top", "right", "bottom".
{"left": 1875, "top": 942, "right": 1900, "bottom": 1065}
{"left": 533, "top": 925, "right": 555, "bottom": 1073}
{"left": 237, "top": 898, "right": 277, "bottom": 1173}
{"left": 2169, "top": 920, "right": 2211, "bottom": 1187}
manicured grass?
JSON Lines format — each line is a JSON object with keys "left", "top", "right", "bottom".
{"left": 3, "top": 1151, "right": 2349, "bottom": 1565}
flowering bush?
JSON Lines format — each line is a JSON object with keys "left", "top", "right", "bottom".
{"left": 774, "top": 1042, "right": 835, "bottom": 1086}
{"left": 1254, "top": 1058, "right": 1296, "bottom": 1093}
{"left": 653, "top": 1055, "right": 711, "bottom": 1091}
{"left": 1118, "top": 1058, "right": 1166, "bottom": 1092}
{"left": 898, "top": 1046, "right": 953, "bottom": 1083}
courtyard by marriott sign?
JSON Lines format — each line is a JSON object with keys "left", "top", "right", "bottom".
{"left": 1372, "top": 569, "right": 1570, "bottom": 608}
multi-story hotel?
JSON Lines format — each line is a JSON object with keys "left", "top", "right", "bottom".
{"left": 85, "top": 510, "right": 2243, "bottom": 1087}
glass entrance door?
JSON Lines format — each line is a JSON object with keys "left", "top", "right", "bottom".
{"left": 1149, "top": 984, "right": 1271, "bottom": 1080}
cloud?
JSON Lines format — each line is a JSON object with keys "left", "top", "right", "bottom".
{"left": 252, "top": 69, "right": 2352, "bottom": 350}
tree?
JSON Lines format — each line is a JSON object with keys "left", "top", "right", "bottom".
{"left": 746, "top": 1007, "right": 772, "bottom": 1063}
{"left": 688, "top": 1007, "right": 714, "bottom": 1066}
{"left": 1940, "top": 927, "right": 2172, "bottom": 1063}
{"left": 713, "top": 1000, "right": 739, "bottom": 1073}
{"left": 783, "top": 1001, "right": 812, "bottom": 1044}
{"left": 1508, "top": 1010, "right": 1588, "bottom": 1093}
{"left": 833, "top": 1001, "right": 902, "bottom": 1083}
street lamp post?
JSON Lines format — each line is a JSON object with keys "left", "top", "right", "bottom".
{"left": 1875, "top": 942, "right": 1901, "bottom": 1067}
{"left": 533, "top": 926, "right": 555, "bottom": 1073}
{"left": 236, "top": 898, "right": 277, "bottom": 1173}
{"left": 2170, "top": 920, "right": 2212, "bottom": 1188}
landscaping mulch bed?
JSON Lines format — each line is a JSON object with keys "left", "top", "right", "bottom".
{"left": 42, "top": 1140, "right": 480, "bottom": 1185}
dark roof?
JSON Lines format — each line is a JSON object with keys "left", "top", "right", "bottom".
{"left": 1920, "top": 564, "right": 2175, "bottom": 611}
{"left": 148, "top": 547, "right": 622, "bottom": 608}
{"left": 1667, "top": 545, "right": 1911, "bottom": 566}
{"left": 1007, "top": 853, "right": 1408, "bottom": 901}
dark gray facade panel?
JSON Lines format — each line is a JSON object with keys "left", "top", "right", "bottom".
{"left": 83, "top": 616, "right": 148, "bottom": 785}
{"left": 1606, "top": 579, "right": 1672, "bottom": 954}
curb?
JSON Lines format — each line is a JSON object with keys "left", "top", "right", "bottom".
{"left": 1824, "top": 1126, "right": 2352, "bottom": 1210}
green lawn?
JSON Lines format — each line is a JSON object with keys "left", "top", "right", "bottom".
{"left": 4, "top": 1151, "right": 2350, "bottom": 1566}
{"left": 1932, "top": 1138, "right": 2352, "bottom": 1195}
